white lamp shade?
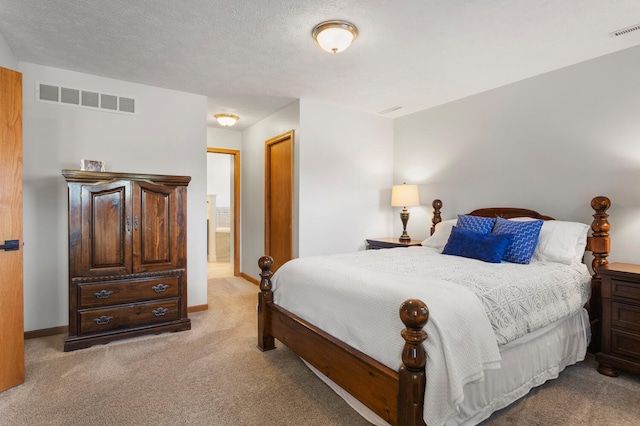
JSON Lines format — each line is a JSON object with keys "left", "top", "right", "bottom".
{"left": 214, "top": 114, "right": 239, "bottom": 126}
{"left": 316, "top": 28, "right": 354, "bottom": 53}
{"left": 312, "top": 21, "right": 358, "bottom": 53}
{"left": 391, "top": 184, "right": 419, "bottom": 207}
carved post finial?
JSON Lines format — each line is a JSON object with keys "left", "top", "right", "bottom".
{"left": 431, "top": 199, "right": 443, "bottom": 236}
{"left": 397, "top": 299, "right": 429, "bottom": 426}
{"left": 258, "top": 256, "right": 275, "bottom": 351}
{"left": 259, "top": 255, "right": 274, "bottom": 293}
{"left": 590, "top": 196, "right": 611, "bottom": 274}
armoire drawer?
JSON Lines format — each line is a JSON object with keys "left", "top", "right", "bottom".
{"left": 78, "top": 276, "right": 180, "bottom": 308}
{"left": 79, "top": 299, "right": 180, "bottom": 334}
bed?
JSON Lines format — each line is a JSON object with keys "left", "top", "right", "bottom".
{"left": 257, "top": 196, "right": 611, "bottom": 426}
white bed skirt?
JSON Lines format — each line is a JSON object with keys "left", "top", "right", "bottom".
{"left": 303, "top": 308, "right": 590, "bottom": 426}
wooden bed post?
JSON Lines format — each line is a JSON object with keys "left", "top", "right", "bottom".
{"left": 430, "top": 199, "right": 442, "bottom": 236}
{"left": 587, "top": 196, "right": 611, "bottom": 354}
{"left": 258, "top": 255, "right": 275, "bottom": 351}
{"left": 590, "top": 196, "right": 611, "bottom": 274}
{"left": 397, "top": 299, "right": 429, "bottom": 426}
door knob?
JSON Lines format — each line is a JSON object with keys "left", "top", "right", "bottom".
{"left": 0, "top": 240, "right": 19, "bottom": 251}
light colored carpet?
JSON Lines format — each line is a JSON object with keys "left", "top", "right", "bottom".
{"left": 1, "top": 276, "right": 639, "bottom": 425}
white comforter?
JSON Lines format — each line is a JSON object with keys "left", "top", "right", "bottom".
{"left": 270, "top": 246, "right": 591, "bottom": 426}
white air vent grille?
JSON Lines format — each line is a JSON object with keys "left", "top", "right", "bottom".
{"left": 61, "top": 87, "right": 80, "bottom": 105}
{"left": 36, "top": 82, "right": 137, "bottom": 115}
{"left": 39, "top": 84, "right": 59, "bottom": 102}
{"left": 609, "top": 23, "right": 640, "bottom": 37}
{"left": 82, "top": 91, "right": 99, "bottom": 107}
{"left": 378, "top": 106, "right": 402, "bottom": 114}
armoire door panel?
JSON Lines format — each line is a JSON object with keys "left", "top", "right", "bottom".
{"left": 133, "top": 182, "right": 178, "bottom": 272}
{"left": 81, "top": 181, "right": 132, "bottom": 276}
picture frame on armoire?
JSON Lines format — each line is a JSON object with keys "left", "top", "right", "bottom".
{"left": 80, "top": 159, "right": 105, "bottom": 172}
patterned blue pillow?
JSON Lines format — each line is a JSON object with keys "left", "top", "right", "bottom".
{"left": 492, "top": 217, "right": 544, "bottom": 264}
{"left": 457, "top": 215, "right": 496, "bottom": 234}
{"left": 442, "top": 226, "right": 513, "bottom": 263}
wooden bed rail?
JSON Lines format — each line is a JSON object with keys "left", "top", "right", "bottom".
{"left": 258, "top": 255, "right": 429, "bottom": 426}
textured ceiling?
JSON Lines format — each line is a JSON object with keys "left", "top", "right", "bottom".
{"left": 1, "top": 1, "right": 640, "bottom": 130}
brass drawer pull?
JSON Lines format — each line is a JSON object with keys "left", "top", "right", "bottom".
{"left": 152, "top": 284, "right": 169, "bottom": 293}
{"left": 93, "top": 315, "right": 113, "bottom": 325}
{"left": 94, "top": 290, "right": 114, "bottom": 299}
{"left": 152, "top": 307, "right": 169, "bottom": 316}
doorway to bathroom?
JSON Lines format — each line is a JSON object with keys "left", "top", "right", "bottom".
{"left": 206, "top": 148, "right": 240, "bottom": 279}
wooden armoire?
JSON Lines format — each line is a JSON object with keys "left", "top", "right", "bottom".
{"left": 62, "top": 170, "right": 191, "bottom": 351}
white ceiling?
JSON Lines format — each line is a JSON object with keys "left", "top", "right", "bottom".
{"left": 1, "top": 1, "right": 639, "bottom": 130}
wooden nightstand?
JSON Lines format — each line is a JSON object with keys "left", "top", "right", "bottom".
{"left": 366, "top": 238, "right": 423, "bottom": 250}
{"left": 596, "top": 262, "right": 640, "bottom": 377}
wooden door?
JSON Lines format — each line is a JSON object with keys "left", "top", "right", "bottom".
{"left": 132, "top": 181, "right": 178, "bottom": 273}
{"left": 265, "top": 130, "right": 294, "bottom": 272}
{"left": 0, "top": 66, "right": 24, "bottom": 392}
{"left": 78, "top": 180, "right": 133, "bottom": 277}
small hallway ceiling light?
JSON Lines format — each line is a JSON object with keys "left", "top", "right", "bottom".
{"left": 214, "top": 113, "right": 239, "bottom": 127}
{"left": 312, "top": 20, "right": 358, "bottom": 53}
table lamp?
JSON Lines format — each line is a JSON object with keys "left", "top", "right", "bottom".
{"left": 391, "top": 183, "right": 420, "bottom": 242}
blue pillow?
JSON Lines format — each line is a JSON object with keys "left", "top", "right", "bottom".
{"left": 492, "top": 217, "right": 544, "bottom": 264}
{"left": 442, "top": 226, "right": 513, "bottom": 263}
{"left": 457, "top": 214, "right": 496, "bottom": 234}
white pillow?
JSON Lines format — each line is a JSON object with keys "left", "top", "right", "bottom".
{"left": 422, "top": 219, "right": 457, "bottom": 250}
{"left": 510, "top": 218, "right": 589, "bottom": 265}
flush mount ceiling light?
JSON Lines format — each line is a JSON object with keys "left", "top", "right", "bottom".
{"left": 214, "top": 113, "right": 239, "bottom": 127}
{"left": 312, "top": 20, "right": 358, "bottom": 53}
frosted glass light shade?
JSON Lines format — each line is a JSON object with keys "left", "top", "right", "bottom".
{"left": 391, "top": 184, "right": 419, "bottom": 207}
{"left": 214, "top": 113, "right": 239, "bottom": 126}
{"left": 312, "top": 21, "right": 358, "bottom": 53}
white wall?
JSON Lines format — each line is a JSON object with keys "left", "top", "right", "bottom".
{"left": 21, "top": 62, "right": 208, "bottom": 331}
{"left": 0, "top": 31, "right": 17, "bottom": 70}
{"left": 394, "top": 44, "right": 640, "bottom": 264}
{"left": 207, "top": 127, "right": 241, "bottom": 151}
{"left": 206, "top": 154, "right": 231, "bottom": 206}
{"left": 241, "top": 101, "right": 300, "bottom": 277}
{"left": 298, "top": 99, "right": 394, "bottom": 257}
{"left": 239, "top": 99, "right": 395, "bottom": 280}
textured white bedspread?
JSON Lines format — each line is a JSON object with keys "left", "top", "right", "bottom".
{"left": 270, "top": 247, "right": 591, "bottom": 426}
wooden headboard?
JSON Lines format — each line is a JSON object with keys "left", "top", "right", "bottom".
{"left": 429, "top": 197, "right": 611, "bottom": 271}
{"left": 429, "top": 196, "right": 611, "bottom": 353}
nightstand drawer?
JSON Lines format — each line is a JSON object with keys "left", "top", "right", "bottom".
{"left": 611, "top": 328, "right": 640, "bottom": 362}
{"left": 612, "top": 279, "right": 640, "bottom": 303}
{"left": 612, "top": 302, "right": 640, "bottom": 333}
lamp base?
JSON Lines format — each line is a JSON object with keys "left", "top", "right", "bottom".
{"left": 399, "top": 209, "right": 411, "bottom": 242}
{"left": 399, "top": 233, "right": 411, "bottom": 242}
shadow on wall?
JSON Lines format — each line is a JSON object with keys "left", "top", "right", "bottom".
{"left": 23, "top": 175, "right": 68, "bottom": 330}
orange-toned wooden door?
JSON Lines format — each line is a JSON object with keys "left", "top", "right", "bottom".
{"left": 265, "top": 130, "right": 294, "bottom": 272}
{"left": 0, "top": 66, "right": 24, "bottom": 392}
